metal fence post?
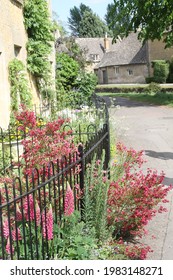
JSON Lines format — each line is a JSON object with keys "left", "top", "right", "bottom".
{"left": 78, "top": 144, "right": 85, "bottom": 218}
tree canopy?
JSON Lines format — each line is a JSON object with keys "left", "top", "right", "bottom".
{"left": 68, "top": 3, "right": 112, "bottom": 37}
{"left": 105, "top": 3, "right": 130, "bottom": 37}
{"left": 109, "top": 0, "right": 173, "bottom": 47}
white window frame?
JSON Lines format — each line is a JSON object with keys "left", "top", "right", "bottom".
{"left": 115, "top": 66, "right": 120, "bottom": 75}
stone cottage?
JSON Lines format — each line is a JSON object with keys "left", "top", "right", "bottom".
{"left": 95, "top": 34, "right": 173, "bottom": 84}
{"left": 75, "top": 33, "right": 173, "bottom": 84}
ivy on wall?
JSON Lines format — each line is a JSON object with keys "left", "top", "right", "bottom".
{"left": 8, "top": 58, "right": 32, "bottom": 123}
{"left": 23, "top": 0, "right": 55, "bottom": 102}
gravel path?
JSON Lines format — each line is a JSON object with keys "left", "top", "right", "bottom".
{"left": 104, "top": 96, "right": 173, "bottom": 260}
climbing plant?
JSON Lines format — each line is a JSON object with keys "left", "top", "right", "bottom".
{"left": 23, "top": 0, "right": 55, "bottom": 102}
{"left": 8, "top": 58, "right": 32, "bottom": 123}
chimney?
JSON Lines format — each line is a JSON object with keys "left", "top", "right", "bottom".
{"left": 104, "top": 32, "right": 109, "bottom": 53}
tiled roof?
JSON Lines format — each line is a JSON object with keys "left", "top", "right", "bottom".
{"left": 94, "top": 33, "right": 147, "bottom": 69}
{"left": 75, "top": 37, "right": 117, "bottom": 62}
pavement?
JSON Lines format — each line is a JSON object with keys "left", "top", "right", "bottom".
{"left": 104, "top": 96, "right": 173, "bottom": 260}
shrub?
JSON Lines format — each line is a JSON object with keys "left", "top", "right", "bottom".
{"left": 145, "top": 77, "right": 155, "bottom": 84}
{"left": 56, "top": 53, "right": 79, "bottom": 92}
{"left": 84, "top": 152, "right": 109, "bottom": 241}
{"left": 56, "top": 211, "right": 97, "bottom": 260}
{"left": 144, "top": 82, "right": 161, "bottom": 94}
{"left": 108, "top": 143, "right": 172, "bottom": 239}
{"left": 167, "top": 56, "right": 173, "bottom": 83}
{"left": 152, "top": 60, "right": 169, "bottom": 83}
{"left": 75, "top": 72, "right": 97, "bottom": 104}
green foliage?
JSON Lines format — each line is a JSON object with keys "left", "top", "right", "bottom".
{"left": 23, "top": 0, "right": 55, "bottom": 101}
{"left": 167, "top": 56, "right": 173, "bottom": 82}
{"left": 74, "top": 72, "right": 97, "bottom": 105}
{"left": 55, "top": 211, "right": 97, "bottom": 260}
{"left": 60, "top": 37, "right": 88, "bottom": 70}
{"left": 84, "top": 152, "right": 109, "bottom": 241}
{"left": 144, "top": 82, "right": 161, "bottom": 94}
{"left": 23, "top": 0, "right": 54, "bottom": 42}
{"left": 152, "top": 60, "right": 169, "bottom": 83}
{"left": 145, "top": 77, "right": 155, "bottom": 84}
{"left": 78, "top": 10, "right": 112, "bottom": 38}
{"left": 68, "top": 3, "right": 111, "bottom": 37}
{"left": 0, "top": 146, "right": 10, "bottom": 175}
{"left": 109, "top": 0, "right": 173, "bottom": 47}
{"left": 26, "top": 40, "right": 51, "bottom": 77}
{"left": 68, "top": 3, "right": 92, "bottom": 36}
{"left": 8, "top": 59, "right": 32, "bottom": 122}
{"left": 56, "top": 51, "right": 97, "bottom": 109}
{"left": 56, "top": 53, "right": 79, "bottom": 91}
{"left": 105, "top": 3, "right": 129, "bottom": 37}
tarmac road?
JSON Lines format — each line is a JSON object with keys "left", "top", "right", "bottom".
{"left": 105, "top": 96, "right": 173, "bottom": 260}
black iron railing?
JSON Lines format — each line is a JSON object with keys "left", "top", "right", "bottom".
{"left": 0, "top": 98, "right": 110, "bottom": 260}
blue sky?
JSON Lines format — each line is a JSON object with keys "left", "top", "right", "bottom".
{"left": 51, "top": 0, "right": 113, "bottom": 25}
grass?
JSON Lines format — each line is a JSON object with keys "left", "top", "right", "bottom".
{"left": 96, "top": 83, "right": 173, "bottom": 89}
{"left": 98, "top": 91, "right": 173, "bottom": 107}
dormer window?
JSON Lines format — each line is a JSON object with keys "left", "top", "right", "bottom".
{"left": 90, "top": 54, "right": 100, "bottom": 62}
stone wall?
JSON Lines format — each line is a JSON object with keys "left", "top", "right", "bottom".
{"left": 148, "top": 38, "right": 173, "bottom": 76}
{"left": 96, "top": 64, "right": 148, "bottom": 84}
{"left": 0, "top": 0, "right": 54, "bottom": 129}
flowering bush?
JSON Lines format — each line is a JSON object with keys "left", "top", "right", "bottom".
{"left": 13, "top": 106, "right": 77, "bottom": 177}
{"left": 108, "top": 143, "right": 172, "bottom": 239}
{"left": 83, "top": 143, "right": 172, "bottom": 260}
{"left": 0, "top": 106, "right": 79, "bottom": 259}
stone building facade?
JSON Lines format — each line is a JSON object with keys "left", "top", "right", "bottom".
{"left": 0, "top": 0, "right": 28, "bottom": 128}
{"left": 147, "top": 38, "right": 173, "bottom": 77}
{"left": 0, "top": 0, "right": 55, "bottom": 129}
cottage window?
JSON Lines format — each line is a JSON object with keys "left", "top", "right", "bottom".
{"left": 13, "top": 0, "right": 23, "bottom": 5}
{"left": 127, "top": 69, "right": 133, "bottom": 75}
{"left": 14, "top": 45, "right": 21, "bottom": 57}
{"left": 90, "top": 54, "right": 100, "bottom": 61}
{"left": 115, "top": 67, "right": 119, "bottom": 75}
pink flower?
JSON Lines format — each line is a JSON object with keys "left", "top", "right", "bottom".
{"left": 12, "top": 228, "right": 22, "bottom": 241}
{"left": 6, "top": 238, "right": 14, "bottom": 255}
{"left": 64, "top": 183, "right": 74, "bottom": 216}
{"left": 42, "top": 205, "right": 53, "bottom": 240}
{"left": 3, "top": 219, "right": 9, "bottom": 239}
{"left": 16, "top": 204, "right": 22, "bottom": 221}
{"left": 36, "top": 202, "right": 41, "bottom": 226}
{"left": 24, "top": 194, "right": 35, "bottom": 221}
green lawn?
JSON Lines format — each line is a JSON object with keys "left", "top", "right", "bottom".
{"left": 98, "top": 91, "right": 173, "bottom": 107}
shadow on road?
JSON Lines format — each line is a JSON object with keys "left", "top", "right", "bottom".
{"left": 163, "top": 176, "right": 173, "bottom": 186}
{"left": 145, "top": 150, "right": 173, "bottom": 160}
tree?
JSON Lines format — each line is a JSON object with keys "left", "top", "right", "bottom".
{"left": 68, "top": 3, "right": 111, "bottom": 37}
{"left": 109, "top": 0, "right": 173, "bottom": 47}
{"left": 68, "top": 3, "right": 92, "bottom": 36}
{"left": 52, "top": 11, "right": 68, "bottom": 37}
{"left": 56, "top": 53, "right": 79, "bottom": 91}
{"left": 105, "top": 3, "right": 130, "bottom": 37}
{"left": 63, "top": 37, "right": 88, "bottom": 69}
